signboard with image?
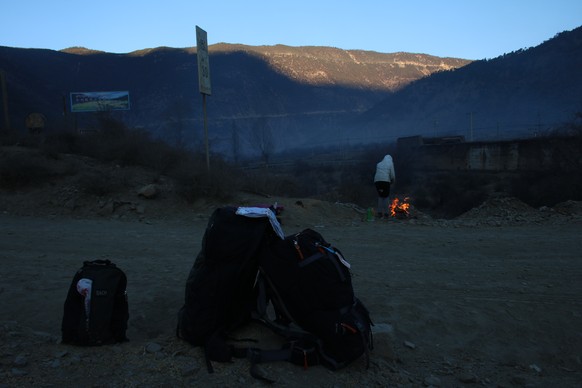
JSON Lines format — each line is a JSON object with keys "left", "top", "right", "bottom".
{"left": 70, "top": 91, "right": 130, "bottom": 113}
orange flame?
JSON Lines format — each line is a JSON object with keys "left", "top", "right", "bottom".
{"left": 390, "top": 197, "right": 411, "bottom": 217}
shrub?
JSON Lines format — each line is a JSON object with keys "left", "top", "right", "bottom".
{"left": 0, "top": 149, "right": 73, "bottom": 188}
{"left": 77, "top": 170, "right": 123, "bottom": 197}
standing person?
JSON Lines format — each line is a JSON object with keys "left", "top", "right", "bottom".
{"left": 374, "top": 154, "right": 396, "bottom": 219}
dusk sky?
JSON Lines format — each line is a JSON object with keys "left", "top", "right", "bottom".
{"left": 1, "top": 0, "right": 581, "bottom": 60}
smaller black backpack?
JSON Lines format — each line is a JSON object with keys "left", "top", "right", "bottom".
{"left": 61, "top": 259, "right": 129, "bottom": 345}
{"left": 255, "top": 228, "right": 373, "bottom": 370}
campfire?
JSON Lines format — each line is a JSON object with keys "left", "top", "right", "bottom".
{"left": 389, "top": 197, "right": 411, "bottom": 219}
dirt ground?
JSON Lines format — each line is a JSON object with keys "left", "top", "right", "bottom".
{"left": 1, "top": 180, "right": 582, "bottom": 387}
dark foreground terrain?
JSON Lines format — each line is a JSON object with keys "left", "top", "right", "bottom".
{"left": 1, "top": 189, "right": 581, "bottom": 387}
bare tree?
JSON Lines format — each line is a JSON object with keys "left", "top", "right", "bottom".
{"left": 231, "top": 121, "right": 241, "bottom": 164}
{"left": 164, "top": 99, "right": 192, "bottom": 149}
{"left": 250, "top": 117, "right": 276, "bottom": 168}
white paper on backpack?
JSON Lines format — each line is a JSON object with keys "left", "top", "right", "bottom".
{"left": 335, "top": 250, "right": 351, "bottom": 269}
{"left": 76, "top": 278, "right": 93, "bottom": 317}
{"left": 235, "top": 207, "right": 285, "bottom": 239}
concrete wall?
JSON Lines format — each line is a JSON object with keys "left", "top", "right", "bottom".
{"left": 398, "top": 137, "right": 580, "bottom": 173}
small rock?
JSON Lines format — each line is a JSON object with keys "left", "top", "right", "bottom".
{"left": 145, "top": 342, "right": 162, "bottom": 353}
{"left": 13, "top": 355, "right": 27, "bottom": 367}
{"left": 69, "top": 355, "right": 81, "bottom": 364}
{"left": 424, "top": 375, "right": 441, "bottom": 386}
{"left": 458, "top": 373, "right": 478, "bottom": 383}
{"left": 138, "top": 184, "right": 159, "bottom": 199}
{"left": 54, "top": 350, "right": 68, "bottom": 358}
{"left": 529, "top": 363, "right": 542, "bottom": 374}
{"left": 404, "top": 340, "right": 416, "bottom": 349}
{"left": 98, "top": 201, "right": 115, "bottom": 215}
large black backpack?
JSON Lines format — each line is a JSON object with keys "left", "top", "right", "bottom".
{"left": 61, "top": 259, "right": 129, "bottom": 346}
{"left": 176, "top": 207, "right": 275, "bottom": 366}
{"left": 176, "top": 209, "right": 373, "bottom": 380}
{"left": 254, "top": 228, "right": 373, "bottom": 370}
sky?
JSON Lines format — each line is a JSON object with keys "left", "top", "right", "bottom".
{"left": 1, "top": 1, "right": 581, "bottom": 60}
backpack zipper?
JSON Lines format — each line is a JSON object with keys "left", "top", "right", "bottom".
{"left": 293, "top": 239, "right": 304, "bottom": 260}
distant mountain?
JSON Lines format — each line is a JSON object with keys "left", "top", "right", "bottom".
{"left": 359, "top": 27, "right": 582, "bottom": 142}
{"left": 1, "top": 26, "right": 580, "bottom": 159}
{"left": 0, "top": 43, "right": 469, "bottom": 156}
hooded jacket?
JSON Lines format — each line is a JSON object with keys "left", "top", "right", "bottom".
{"left": 374, "top": 155, "right": 396, "bottom": 183}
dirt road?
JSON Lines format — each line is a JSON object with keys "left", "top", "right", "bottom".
{"left": 1, "top": 205, "right": 581, "bottom": 387}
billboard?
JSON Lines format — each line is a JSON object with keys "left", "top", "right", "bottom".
{"left": 70, "top": 91, "right": 130, "bottom": 113}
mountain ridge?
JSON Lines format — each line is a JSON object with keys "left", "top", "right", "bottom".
{"left": 0, "top": 43, "right": 470, "bottom": 155}
{"left": 359, "top": 26, "right": 582, "bottom": 142}
{"left": 1, "top": 26, "right": 581, "bottom": 157}
{"left": 59, "top": 43, "right": 471, "bottom": 91}
{"left": 208, "top": 43, "right": 471, "bottom": 90}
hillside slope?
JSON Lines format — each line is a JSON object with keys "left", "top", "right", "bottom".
{"left": 1, "top": 26, "right": 580, "bottom": 156}
{"left": 360, "top": 26, "right": 582, "bottom": 142}
{"left": 0, "top": 44, "right": 468, "bottom": 155}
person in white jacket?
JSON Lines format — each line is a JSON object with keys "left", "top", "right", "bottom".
{"left": 374, "top": 154, "right": 396, "bottom": 218}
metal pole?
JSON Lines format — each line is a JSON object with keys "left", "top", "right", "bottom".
{"left": 0, "top": 69, "right": 10, "bottom": 131}
{"left": 203, "top": 93, "right": 210, "bottom": 172}
{"left": 469, "top": 112, "right": 474, "bottom": 142}
{"left": 62, "top": 95, "right": 69, "bottom": 132}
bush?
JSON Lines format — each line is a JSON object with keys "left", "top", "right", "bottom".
{"left": 0, "top": 149, "right": 74, "bottom": 188}
{"left": 77, "top": 170, "right": 122, "bottom": 197}
{"left": 168, "top": 153, "right": 242, "bottom": 202}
